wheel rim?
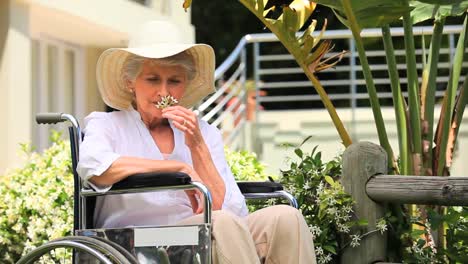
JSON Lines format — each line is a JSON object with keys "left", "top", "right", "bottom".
{"left": 17, "top": 240, "right": 112, "bottom": 264}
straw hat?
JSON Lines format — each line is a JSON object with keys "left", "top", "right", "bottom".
{"left": 96, "top": 20, "right": 216, "bottom": 110}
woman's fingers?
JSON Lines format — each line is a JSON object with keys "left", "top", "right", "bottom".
{"left": 194, "top": 190, "right": 204, "bottom": 214}
{"left": 185, "top": 189, "right": 204, "bottom": 214}
{"left": 163, "top": 113, "right": 195, "bottom": 134}
{"left": 184, "top": 169, "right": 204, "bottom": 214}
{"left": 162, "top": 106, "right": 197, "bottom": 123}
{"left": 186, "top": 191, "right": 200, "bottom": 213}
{"left": 162, "top": 107, "right": 200, "bottom": 136}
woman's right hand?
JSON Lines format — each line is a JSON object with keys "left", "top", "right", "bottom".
{"left": 181, "top": 165, "right": 205, "bottom": 214}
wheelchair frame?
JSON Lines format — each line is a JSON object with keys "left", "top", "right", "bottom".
{"left": 17, "top": 112, "right": 298, "bottom": 264}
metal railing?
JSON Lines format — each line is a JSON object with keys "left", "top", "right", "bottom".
{"left": 197, "top": 25, "right": 467, "bottom": 150}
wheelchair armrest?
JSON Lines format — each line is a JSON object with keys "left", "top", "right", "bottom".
{"left": 110, "top": 172, "right": 191, "bottom": 190}
{"left": 236, "top": 181, "right": 284, "bottom": 194}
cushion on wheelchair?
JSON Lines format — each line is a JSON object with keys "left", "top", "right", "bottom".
{"left": 110, "top": 172, "right": 191, "bottom": 190}
{"left": 236, "top": 181, "right": 284, "bottom": 193}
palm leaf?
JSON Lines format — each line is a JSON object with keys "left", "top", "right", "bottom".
{"left": 316, "top": 0, "right": 411, "bottom": 29}
{"left": 434, "top": 15, "right": 467, "bottom": 175}
{"left": 446, "top": 75, "right": 468, "bottom": 168}
{"left": 410, "top": 0, "right": 468, "bottom": 24}
{"left": 239, "top": 0, "right": 353, "bottom": 146}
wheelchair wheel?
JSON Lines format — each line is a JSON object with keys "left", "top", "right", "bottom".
{"left": 17, "top": 236, "right": 133, "bottom": 264}
{"left": 81, "top": 236, "right": 139, "bottom": 264}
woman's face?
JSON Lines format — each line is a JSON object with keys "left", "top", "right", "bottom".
{"left": 131, "top": 60, "right": 187, "bottom": 119}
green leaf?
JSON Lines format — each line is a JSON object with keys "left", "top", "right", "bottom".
{"left": 417, "top": 238, "right": 426, "bottom": 247}
{"left": 323, "top": 244, "right": 337, "bottom": 254}
{"left": 356, "top": 219, "right": 369, "bottom": 226}
{"left": 417, "top": 0, "right": 466, "bottom": 4}
{"left": 410, "top": 1, "right": 468, "bottom": 24}
{"left": 282, "top": 6, "right": 299, "bottom": 38}
{"left": 317, "top": 0, "right": 411, "bottom": 28}
{"left": 324, "top": 175, "right": 335, "bottom": 185}
{"left": 238, "top": 0, "right": 353, "bottom": 147}
{"left": 314, "top": 151, "right": 322, "bottom": 164}
{"left": 299, "top": 135, "right": 314, "bottom": 147}
{"left": 435, "top": 15, "right": 467, "bottom": 175}
{"left": 257, "top": 0, "right": 265, "bottom": 14}
{"left": 318, "top": 203, "right": 327, "bottom": 219}
{"left": 295, "top": 148, "right": 303, "bottom": 158}
{"left": 411, "top": 229, "right": 426, "bottom": 238}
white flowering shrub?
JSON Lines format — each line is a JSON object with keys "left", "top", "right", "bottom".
{"left": 280, "top": 146, "right": 370, "bottom": 264}
{"left": 444, "top": 206, "right": 468, "bottom": 262}
{"left": 0, "top": 132, "right": 73, "bottom": 263}
{"left": 387, "top": 205, "right": 468, "bottom": 263}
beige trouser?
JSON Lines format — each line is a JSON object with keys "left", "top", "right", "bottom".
{"left": 179, "top": 205, "right": 317, "bottom": 264}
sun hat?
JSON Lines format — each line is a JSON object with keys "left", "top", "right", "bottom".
{"left": 96, "top": 20, "right": 216, "bottom": 110}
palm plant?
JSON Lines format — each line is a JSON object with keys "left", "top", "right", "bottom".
{"left": 316, "top": 0, "right": 468, "bottom": 178}
{"left": 186, "top": 0, "right": 353, "bottom": 148}
{"left": 185, "top": 0, "right": 467, "bottom": 260}
{"left": 239, "top": 0, "right": 356, "bottom": 148}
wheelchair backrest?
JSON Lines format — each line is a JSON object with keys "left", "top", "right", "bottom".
{"left": 36, "top": 113, "right": 96, "bottom": 231}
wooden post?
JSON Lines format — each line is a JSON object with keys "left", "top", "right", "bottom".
{"left": 341, "top": 142, "right": 387, "bottom": 263}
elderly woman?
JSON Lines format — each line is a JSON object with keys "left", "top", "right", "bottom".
{"left": 77, "top": 21, "right": 316, "bottom": 264}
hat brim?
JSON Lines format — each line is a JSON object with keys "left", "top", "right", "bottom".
{"left": 96, "top": 43, "right": 215, "bottom": 110}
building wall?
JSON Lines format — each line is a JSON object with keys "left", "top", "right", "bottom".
{"left": 0, "top": 1, "right": 33, "bottom": 173}
{"left": 0, "top": 0, "right": 194, "bottom": 175}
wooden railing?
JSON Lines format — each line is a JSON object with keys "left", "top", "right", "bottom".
{"left": 340, "top": 142, "right": 468, "bottom": 263}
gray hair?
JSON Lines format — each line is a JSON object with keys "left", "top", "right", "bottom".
{"left": 122, "top": 51, "right": 196, "bottom": 85}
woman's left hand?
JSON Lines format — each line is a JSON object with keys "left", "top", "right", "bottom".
{"left": 162, "top": 106, "right": 203, "bottom": 148}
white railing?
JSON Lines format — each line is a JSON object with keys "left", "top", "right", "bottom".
{"left": 197, "top": 25, "right": 466, "bottom": 150}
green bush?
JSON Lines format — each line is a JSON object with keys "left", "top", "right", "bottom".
{"left": 0, "top": 137, "right": 356, "bottom": 264}
{"left": 279, "top": 146, "right": 371, "bottom": 264}
{"left": 0, "top": 132, "right": 73, "bottom": 263}
{"left": 224, "top": 147, "right": 269, "bottom": 181}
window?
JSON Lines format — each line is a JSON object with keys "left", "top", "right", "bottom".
{"left": 31, "top": 37, "right": 85, "bottom": 151}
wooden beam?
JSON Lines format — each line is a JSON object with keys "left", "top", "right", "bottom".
{"left": 366, "top": 175, "right": 468, "bottom": 206}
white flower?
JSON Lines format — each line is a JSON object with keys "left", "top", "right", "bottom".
{"left": 0, "top": 137, "right": 74, "bottom": 261}
{"left": 350, "top": 235, "right": 361, "bottom": 248}
{"left": 315, "top": 246, "right": 324, "bottom": 256}
{"left": 327, "top": 207, "right": 338, "bottom": 217}
{"left": 310, "top": 225, "right": 322, "bottom": 237}
{"left": 412, "top": 244, "right": 424, "bottom": 256}
{"left": 318, "top": 253, "right": 332, "bottom": 264}
{"left": 326, "top": 196, "right": 337, "bottom": 206}
{"left": 376, "top": 219, "right": 388, "bottom": 234}
{"left": 314, "top": 196, "right": 321, "bottom": 204}
{"left": 340, "top": 212, "right": 351, "bottom": 222}
{"left": 154, "top": 95, "right": 179, "bottom": 109}
{"left": 316, "top": 181, "right": 324, "bottom": 193}
{"left": 337, "top": 223, "right": 350, "bottom": 233}
{"left": 343, "top": 205, "right": 353, "bottom": 214}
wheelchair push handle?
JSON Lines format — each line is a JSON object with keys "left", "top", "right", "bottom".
{"left": 36, "top": 112, "right": 64, "bottom": 124}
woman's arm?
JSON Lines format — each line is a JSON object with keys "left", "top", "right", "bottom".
{"left": 90, "top": 156, "right": 192, "bottom": 187}
{"left": 162, "top": 106, "right": 226, "bottom": 211}
{"left": 189, "top": 142, "right": 226, "bottom": 210}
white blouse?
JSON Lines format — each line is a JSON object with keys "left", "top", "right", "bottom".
{"left": 76, "top": 107, "right": 248, "bottom": 228}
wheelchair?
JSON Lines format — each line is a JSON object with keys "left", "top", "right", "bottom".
{"left": 17, "top": 112, "right": 299, "bottom": 264}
